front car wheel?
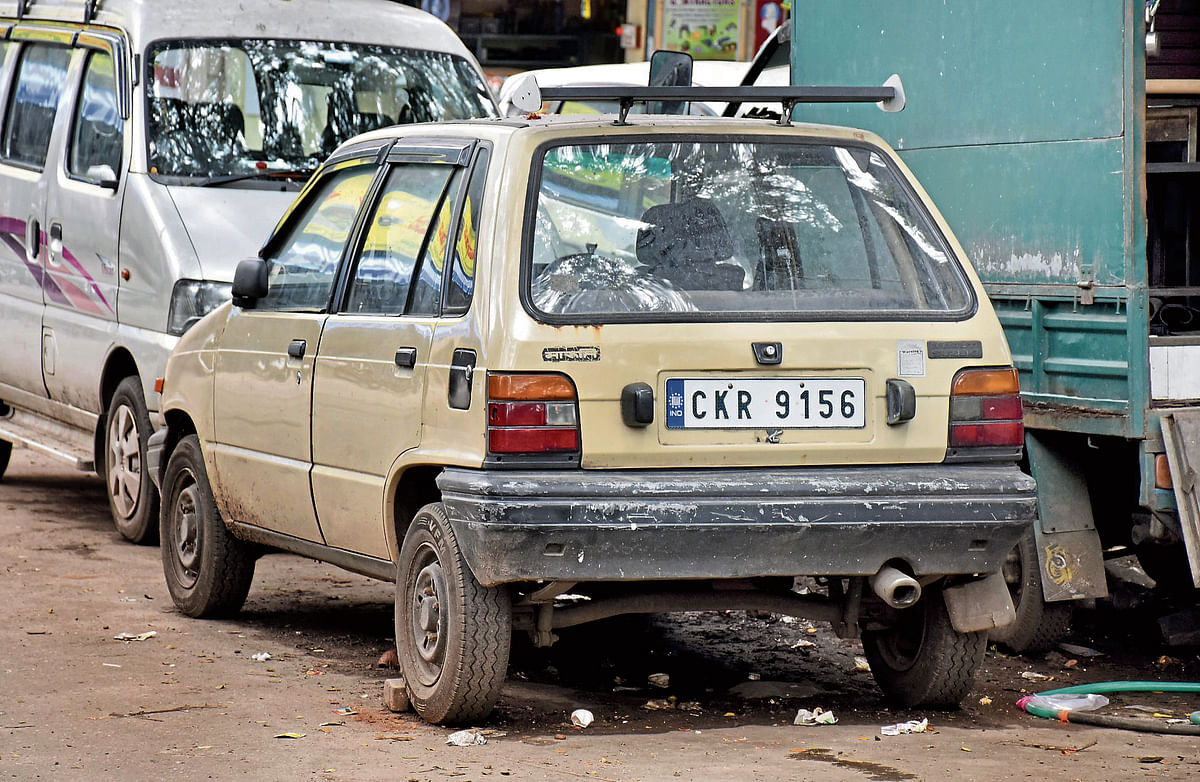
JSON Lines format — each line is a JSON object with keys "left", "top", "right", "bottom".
{"left": 105, "top": 377, "right": 159, "bottom": 544}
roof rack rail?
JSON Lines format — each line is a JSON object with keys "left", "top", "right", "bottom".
{"left": 16, "top": 0, "right": 33, "bottom": 19}
{"left": 84, "top": 0, "right": 97, "bottom": 23}
{"left": 538, "top": 80, "right": 906, "bottom": 126}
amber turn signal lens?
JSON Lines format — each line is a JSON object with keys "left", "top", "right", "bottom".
{"left": 1156, "top": 454, "right": 1173, "bottom": 490}
{"left": 951, "top": 367, "right": 1019, "bottom": 396}
{"left": 488, "top": 373, "right": 576, "bottom": 401}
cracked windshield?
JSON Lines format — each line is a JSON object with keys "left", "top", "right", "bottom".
{"left": 146, "top": 39, "right": 495, "bottom": 185}
{"left": 530, "top": 140, "right": 972, "bottom": 318}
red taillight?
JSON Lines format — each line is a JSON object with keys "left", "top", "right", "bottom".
{"left": 487, "top": 373, "right": 580, "bottom": 456}
{"left": 949, "top": 368, "right": 1024, "bottom": 449}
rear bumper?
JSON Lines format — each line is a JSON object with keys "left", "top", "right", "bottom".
{"left": 437, "top": 464, "right": 1037, "bottom": 587}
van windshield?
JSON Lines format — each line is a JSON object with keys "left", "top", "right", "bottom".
{"left": 146, "top": 39, "right": 496, "bottom": 183}
{"left": 528, "top": 138, "right": 974, "bottom": 321}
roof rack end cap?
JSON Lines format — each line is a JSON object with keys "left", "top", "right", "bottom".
{"left": 878, "top": 74, "right": 906, "bottom": 113}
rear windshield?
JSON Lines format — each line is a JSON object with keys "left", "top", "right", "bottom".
{"left": 526, "top": 138, "right": 974, "bottom": 321}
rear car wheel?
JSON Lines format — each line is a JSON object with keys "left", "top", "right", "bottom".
{"left": 862, "top": 587, "right": 986, "bottom": 708}
{"left": 395, "top": 502, "right": 511, "bottom": 725}
{"left": 990, "top": 530, "right": 1072, "bottom": 653}
{"left": 160, "top": 435, "right": 255, "bottom": 618}
{"left": 105, "top": 377, "right": 159, "bottom": 544}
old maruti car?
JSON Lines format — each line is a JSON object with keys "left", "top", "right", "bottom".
{"left": 152, "top": 89, "right": 1037, "bottom": 724}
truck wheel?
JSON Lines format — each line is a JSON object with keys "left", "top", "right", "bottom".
{"left": 160, "top": 435, "right": 255, "bottom": 618}
{"left": 105, "top": 377, "right": 159, "bottom": 544}
{"left": 395, "top": 502, "right": 511, "bottom": 725}
{"left": 990, "top": 530, "right": 1072, "bottom": 653}
{"left": 0, "top": 438, "right": 11, "bottom": 480}
{"left": 862, "top": 588, "right": 986, "bottom": 708}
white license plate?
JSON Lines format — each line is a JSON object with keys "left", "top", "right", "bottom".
{"left": 665, "top": 377, "right": 866, "bottom": 429}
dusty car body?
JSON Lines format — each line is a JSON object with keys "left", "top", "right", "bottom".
{"left": 152, "top": 96, "right": 1036, "bottom": 724}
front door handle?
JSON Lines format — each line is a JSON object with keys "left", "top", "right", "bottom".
{"left": 287, "top": 339, "right": 306, "bottom": 359}
{"left": 394, "top": 347, "right": 417, "bottom": 369}
{"left": 48, "top": 222, "right": 63, "bottom": 265}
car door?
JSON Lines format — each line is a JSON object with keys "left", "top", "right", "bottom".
{"left": 310, "top": 139, "right": 479, "bottom": 557}
{"left": 210, "top": 160, "right": 379, "bottom": 541}
{"left": 0, "top": 41, "right": 72, "bottom": 399}
{"left": 41, "top": 46, "right": 125, "bottom": 411}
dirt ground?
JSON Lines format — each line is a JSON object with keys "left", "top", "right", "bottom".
{"left": 2, "top": 447, "right": 1199, "bottom": 781}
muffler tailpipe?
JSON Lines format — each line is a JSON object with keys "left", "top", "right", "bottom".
{"left": 871, "top": 565, "right": 921, "bottom": 609}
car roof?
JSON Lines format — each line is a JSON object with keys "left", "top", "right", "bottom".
{"left": 0, "top": 0, "right": 473, "bottom": 58}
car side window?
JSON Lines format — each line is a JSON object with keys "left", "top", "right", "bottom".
{"left": 407, "top": 168, "right": 464, "bottom": 316}
{"left": 346, "top": 164, "right": 457, "bottom": 316}
{"left": 260, "top": 165, "right": 376, "bottom": 312}
{"left": 3, "top": 44, "right": 72, "bottom": 169}
{"left": 445, "top": 148, "right": 489, "bottom": 313}
{"left": 69, "top": 51, "right": 123, "bottom": 184}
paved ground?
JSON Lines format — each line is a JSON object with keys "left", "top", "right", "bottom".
{"left": 2, "top": 446, "right": 1199, "bottom": 781}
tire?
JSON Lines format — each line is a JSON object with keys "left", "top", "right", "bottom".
{"left": 160, "top": 434, "right": 255, "bottom": 618}
{"left": 862, "top": 588, "right": 986, "bottom": 708}
{"left": 0, "top": 438, "right": 11, "bottom": 481}
{"left": 395, "top": 502, "right": 511, "bottom": 725}
{"left": 990, "top": 530, "right": 1073, "bottom": 653}
{"left": 104, "top": 377, "right": 159, "bottom": 544}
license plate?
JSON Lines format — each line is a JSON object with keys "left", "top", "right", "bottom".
{"left": 665, "top": 377, "right": 866, "bottom": 429}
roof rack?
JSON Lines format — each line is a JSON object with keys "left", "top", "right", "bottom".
{"left": 538, "top": 80, "right": 906, "bottom": 126}
{"left": 13, "top": 0, "right": 99, "bottom": 22}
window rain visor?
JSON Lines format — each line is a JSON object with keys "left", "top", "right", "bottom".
{"left": 528, "top": 139, "right": 973, "bottom": 321}
{"left": 146, "top": 39, "right": 496, "bottom": 182}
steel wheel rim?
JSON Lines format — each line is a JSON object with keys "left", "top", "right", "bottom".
{"left": 408, "top": 544, "right": 449, "bottom": 686}
{"left": 873, "top": 606, "right": 927, "bottom": 673}
{"left": 169, "top": 470, "right": 200, "bottom": 590}
{"left": 106, "top": 403, "right": 141, "bottom": 519}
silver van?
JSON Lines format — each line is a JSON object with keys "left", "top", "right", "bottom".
{"left": 0, "top": 0, "right": 496, "bottom": 541}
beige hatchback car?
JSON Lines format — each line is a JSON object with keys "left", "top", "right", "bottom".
{"left": 151, "top": 89, "right": 1036, "bottom": 724}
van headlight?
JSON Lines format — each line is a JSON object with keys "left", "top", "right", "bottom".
{"left": 167, "top": 279, "right": 233, "bottom": 336}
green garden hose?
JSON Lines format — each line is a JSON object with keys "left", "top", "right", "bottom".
{"left": 1017, "top": 681, "right": 1200, "bottom": 735}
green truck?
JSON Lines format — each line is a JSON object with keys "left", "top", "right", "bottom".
{"left": 788, "top": 0, "right": 1200, "bottom": 649}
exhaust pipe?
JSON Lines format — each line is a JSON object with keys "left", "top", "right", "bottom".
{"left": 871, "top": 565, "right": 922, "bottom": 609}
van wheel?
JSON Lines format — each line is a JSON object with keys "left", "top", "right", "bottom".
{"left": 160, "top": 435, "right": 255, "bottom": 618}
{"left": 105, "top": 377, "right": 159, "bottom": 544}
{"left": 862, "top": 588, "right": 986, "bottom": 708}
{"left": 0, "top": 438, "right": 11, "bottom": 480}
{"left": 990, "top": 530, "right": 1072, "bottom": 653}
{"left": 395, "top": 503, "right": 511, "bottom": 725}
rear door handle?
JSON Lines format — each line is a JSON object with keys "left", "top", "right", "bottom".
{"left": 394, "top": 347, "right": 417, "bottom": 369}
{"left": 287, "top": 339, "right": 306, "bottom": 359}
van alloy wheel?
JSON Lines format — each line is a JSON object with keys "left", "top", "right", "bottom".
{"left": 395, "top": 502, "right": 511, "bottom": 725}
{"left": 105, "top": 378, "right": 159, "bottom": 544}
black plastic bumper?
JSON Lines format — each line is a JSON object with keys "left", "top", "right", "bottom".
{"left": 436, "top": 464, "right": 1037, "bottom": 587}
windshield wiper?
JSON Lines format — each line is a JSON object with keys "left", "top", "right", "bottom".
{"left": 196, "top": 168, "right": 316, "bottom": 187}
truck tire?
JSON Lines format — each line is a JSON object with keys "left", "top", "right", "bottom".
{"left": 395, "top": 502, "right": 511, "bottom": 725}
{"left": 990, "top": 530, "right": 1072, "bottom": 653}
{"left": 0, "top": 438, "right": 11, "bottom": 480}
{"left": 160, "top": 435, "right": 255, "bottom": 618}
{"left": 862, "top": 587, "right": 986, "bottom": 708}
{"left": 105, "top": 377, "right": 159, "bottom": 544}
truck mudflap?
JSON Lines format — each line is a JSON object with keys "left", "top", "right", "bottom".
{"left": 437, "top": 464, "right": 1037, "bottom": 587}
{"left": 1160, "top": 412, "right": 1200, "bottom": 588}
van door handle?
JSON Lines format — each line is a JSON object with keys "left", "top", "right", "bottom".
{"left": 287, "top": 339, "right": 306, "bottom": 359}
{"left": 394, "top": 347, "right": 417, "bottom": 369}
{"left": 46, "top": 223, "right": 63, "bottom": 266}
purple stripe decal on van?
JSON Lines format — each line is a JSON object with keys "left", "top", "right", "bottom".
{"left": 1, "top": 215, "right": 113, "bottom": 313}
{"left": 59, "top": 245, "right": 114, "bottom": 312}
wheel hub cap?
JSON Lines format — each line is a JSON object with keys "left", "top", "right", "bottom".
{"left": 106, "top": 404, "right": 141, "bottom": 520}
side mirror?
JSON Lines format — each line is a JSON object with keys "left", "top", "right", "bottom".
{"left": 648, "top": 49, "right": 693, "bottom": 115}
{"left": 231, "top": 258, "right": 269, "bottom": 308}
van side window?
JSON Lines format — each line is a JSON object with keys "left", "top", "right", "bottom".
{"left": 408, "top": 169, "right": 464, "bottom": 316}
{"left": 346, "top": 164, "right": 457, "bottom": 316}
{"left": 445, "top": 149, "right": 489, "bottom": 313}
{"left": 260, "top": 165, "right": 376, "bottom": 312}
{"left": 69, "top": 51, "right": 123, "bottom": 184}
{"left": 3, "top": 44, "right": 72, "bottom": 169}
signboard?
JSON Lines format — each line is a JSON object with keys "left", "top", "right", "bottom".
{"left": 661, "top": 0, "right": 741, "bottom": 60}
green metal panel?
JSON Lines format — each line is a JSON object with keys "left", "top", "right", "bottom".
{"left": 790, "top": 1, "right": 1148, "bottom": 436}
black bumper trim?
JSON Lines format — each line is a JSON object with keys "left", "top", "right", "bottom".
{"left": 436, "top": 465, "right": 1036, "bottom": 586}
